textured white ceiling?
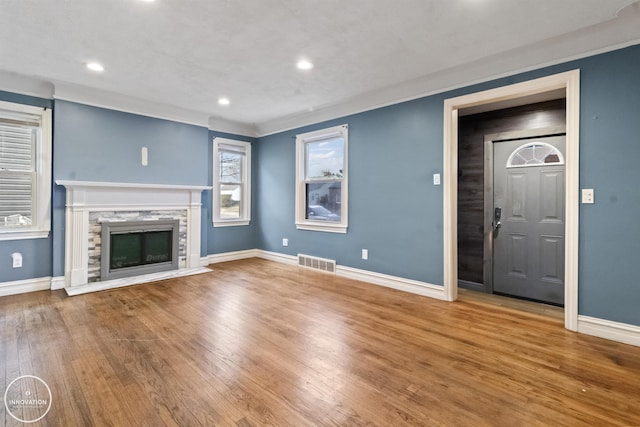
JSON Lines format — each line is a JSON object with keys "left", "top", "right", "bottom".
{"left": 1, "top": 0, "right": 639, "bottom": 135}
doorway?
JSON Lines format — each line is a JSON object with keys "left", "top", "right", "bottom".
{"left": 457, "top": 101, "right": 566, "bottom": 296}
{"left": 443, "top": 70, "right": 580, "bottom": 331}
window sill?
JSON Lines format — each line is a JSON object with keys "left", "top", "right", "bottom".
{"left": 0, "top": 229, "right": 50, "bottom": 241}
{"left": 213, "top": 220, "right": 251, "bottom": 228}
{"left": 296, "top": 222, "right": 347, "bottom": 234}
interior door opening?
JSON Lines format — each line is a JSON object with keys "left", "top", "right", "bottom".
{"left": 443, "top": 70, "right": 581, "bottom": 331}
{"left": 457, "top": 100, "right": 566, "bottom": 307}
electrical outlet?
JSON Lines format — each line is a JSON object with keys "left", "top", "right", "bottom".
{"left": 282, "top": 238, "right": 289, "bottom": 247}
{"left": 362, "top": 249, "right": 368, "bottom": 260}
{"left": 582, "top": 188, "right": 594, "bottom": 204}
{"left": 11, "top": 252, "right": 22, "bottom": 268}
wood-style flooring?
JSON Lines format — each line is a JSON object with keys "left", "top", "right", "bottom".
{"left": 2, "top": 258, "right": 640, "bottom": 426}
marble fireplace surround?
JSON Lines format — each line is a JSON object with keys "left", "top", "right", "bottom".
{"left": 56, "top": 180, "right": 211, "bottom": 296}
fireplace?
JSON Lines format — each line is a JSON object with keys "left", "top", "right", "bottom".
{"left": 56, "top": 180, "right": 211, "bottom": 295}
{"left": 101, "top": 220, "right": 179, "bottom": 281}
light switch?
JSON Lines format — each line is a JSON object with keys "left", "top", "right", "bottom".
{"left": 433, "top": 173, "right": 441, "bottom": 185}
{"left": 11, "top": 252, "right": 22, "bottom": 268}
{"left": 141, "top": 147, "right": 148, "bottom": 166}
{"left": 582, "top": 189, "right": 594, "bottom": 204}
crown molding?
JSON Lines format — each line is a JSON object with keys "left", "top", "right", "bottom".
{"left": 53, "top": 81, "right": 211, "bottom": 128}
{"left": 0, "top": 70, "right": 54, "bottom": 99}
{"left": 255, "top": 16, "right": 640, "bottom": 137}
{"left": 208, "top": 116, "right": 257, "bottom": 137}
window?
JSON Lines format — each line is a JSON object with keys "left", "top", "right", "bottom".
{"left": 213, "top": 137, "right": 251, "bottom": 227}
{"left": 0, "top": 100, "right": 51, "bottom": 241}
{"left": 295, "top": 124, "right": 348, "bottom": 233}
{"left": 507, "top": 142, "right": 564, "bottom": 168}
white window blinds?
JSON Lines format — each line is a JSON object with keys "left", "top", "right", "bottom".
{"left": 0, "top": 110, "right": 40, "bottom": 228}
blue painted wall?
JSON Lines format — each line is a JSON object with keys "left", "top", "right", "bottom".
{"left": 51, "top": 100, "right": 211, "bottom": 276}
{"left": 256, "top": 98, "right": 446, "bottom": 285}
{"left": 53, "top": 101, "right": 209, "bottom": 185}
{"left": 255, "top": 44, "right": 640, "bottom": 326}
{"left": 2, "top": 44, "right": 640, "bottom": 328}
{"left": 0, "top": 91, "right": 53, "bottom": 282}
{"left": 576, "top": 46, "right": 640, "bottom": 326}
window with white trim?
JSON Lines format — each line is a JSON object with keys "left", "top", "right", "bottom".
{"left": 295, "top": 124, "right": 348, "bottom": 233}
{"left": 213, "top": 137, "right": 251, "bottom": 227}
{"left": 0, "top": 100, "right": 52, "bottom": 241}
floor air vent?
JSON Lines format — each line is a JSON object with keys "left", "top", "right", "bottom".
{"left": 298, "top": 254, "right": 336, "bottom": 274}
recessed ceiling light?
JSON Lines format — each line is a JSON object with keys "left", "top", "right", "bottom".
{"left": 218, "top": 97, "right": 230, "bottom": 106}
{"left": 296, "top": 60, "right": 314, "bottom": 70}
{"left": 86, "top": 62, "right": 104, "bottom": 72}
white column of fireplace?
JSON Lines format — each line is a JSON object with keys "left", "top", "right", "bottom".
{"left": 56, "top": 180, "right": 211, "bottom": 295}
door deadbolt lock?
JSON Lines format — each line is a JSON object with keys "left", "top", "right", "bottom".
{"left": 494, "top": 207, "right": 502, "bottom": 229}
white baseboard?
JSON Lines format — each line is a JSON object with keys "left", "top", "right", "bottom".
{"left": 336, "top": 265, "right": 446, "bottom": 300}
{"left": 256, "top": 250, "right": 298, "bottom": 265}
{"left": 201, "top": 249, "right": 260, "bottom": 265}
{"left": 202, "top": 249, "right": 299, "bottom": 266}
{"left": 577, "top": 315, "right": 640, "bottom": 347}
{"left": 253, "top": 250, "right": 446, "bottom": 300}
{"left": 204, "top": 249, "right": 445, "bottom": 300}
{"left": 0, "top": 277, "right": 52, "bottom": 297}
{"left": 50, "top": 276, "right": 66, "bottom": 291}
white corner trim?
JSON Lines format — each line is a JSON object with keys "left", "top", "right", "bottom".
{"left": 0, "top": 277, "right": 52, "bottom": 297}
{"left": 578, "top": 316, "right": 640, "bottom": 347}
{"left": 202, "top": 249, "right": 261, "bottom": 265}
{"left": 50, "top": 276, "right": 66, "bottom": 291}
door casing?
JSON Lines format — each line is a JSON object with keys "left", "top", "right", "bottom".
{"left": 443, "top": 70, "right": 580, "bottom": 331}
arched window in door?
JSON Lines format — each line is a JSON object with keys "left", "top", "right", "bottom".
{"left": 506, "top": 142, "right": 564, "bottom": 168}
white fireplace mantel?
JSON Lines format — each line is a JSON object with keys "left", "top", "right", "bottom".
{"left": 56, "top": 180, "right": 212, "bottom": 295}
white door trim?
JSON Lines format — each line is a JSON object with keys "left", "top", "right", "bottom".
{"left": 443, "top": 70, "right": 580, "bottom": 331}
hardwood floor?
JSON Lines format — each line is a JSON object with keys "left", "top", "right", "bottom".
{"left": 2, "top": 258, "right": 640, "bottom": 426}
{"left": 458, "top": 288, "right": 565, "bottom": 320}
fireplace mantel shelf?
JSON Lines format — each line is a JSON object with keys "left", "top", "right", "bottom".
{"left": 56, "top": 180, "right": 211, "bottom": 192}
